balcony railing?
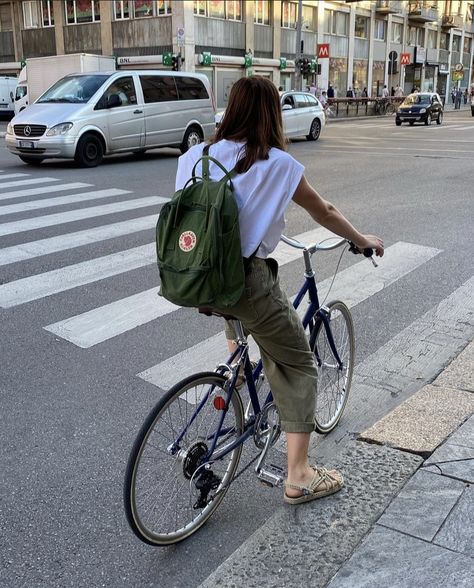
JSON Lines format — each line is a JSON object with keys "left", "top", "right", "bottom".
{"left": 441, "top": 14, "right": 464, "bottom": 29}
{"left": 375, "top": 0, "right": 403, "bottom": 14}
{"left": 408, "top": 2, "right": 439, "bottom": 23}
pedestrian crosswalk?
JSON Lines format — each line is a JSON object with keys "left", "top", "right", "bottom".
{"left": 1, "top": 167, "right": 472, "bottom": 408}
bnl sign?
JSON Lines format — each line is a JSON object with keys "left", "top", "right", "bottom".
{"left": 317, "top": 44, "right": 330, "bottom": 59}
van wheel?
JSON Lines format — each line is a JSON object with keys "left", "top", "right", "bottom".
{"left": 74, "top": 133, "right": 104, "bottom": 167}
{"left": 19, "top": 155, "right": 44, "bottom": 165}
{"left": 180, "top": 127, "right": 203, "bottom": 154}
{"left": 307, "top": 118, "right": 321, "bottom": 141}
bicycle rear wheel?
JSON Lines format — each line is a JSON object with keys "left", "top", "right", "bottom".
{"left": 124, "top": 372, "right": 244, "bottom": 545}
{"left": 310, "top": 301, "right": 355, "bottom": 434}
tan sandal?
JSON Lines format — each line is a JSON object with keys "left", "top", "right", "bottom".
{"left": 283, "top": 467, "right": 344, "bottom": 505}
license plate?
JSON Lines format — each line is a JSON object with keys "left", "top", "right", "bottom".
{"left": 18, "top": 140, "right": 35, "bottom": 148}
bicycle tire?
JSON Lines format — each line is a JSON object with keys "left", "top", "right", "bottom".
{"left": 124, "top": 371, "right": 244, "bottom": 546}
{"left": 310, "top": 301, "right": 355, "bottom": 434}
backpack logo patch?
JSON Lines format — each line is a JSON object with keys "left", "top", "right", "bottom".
{"left": 179, "top": 230, "right": 197, "bottom": 252}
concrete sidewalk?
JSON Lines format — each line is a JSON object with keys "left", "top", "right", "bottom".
{"left": 200, "top": 341, "right": 474, "bottom": 588}
{"left": 329, "top": 341, "right": 474, "bottom": 587}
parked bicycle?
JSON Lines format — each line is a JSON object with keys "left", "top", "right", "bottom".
{"left": 123, "top": 236, "right": 377, "bottom": 545}
{"left": 374, "top": 98, "right": 398, "bottom": 116}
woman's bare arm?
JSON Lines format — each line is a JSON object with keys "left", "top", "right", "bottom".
{"left": 292, "top": 175, "right": 384, "bottom": 256}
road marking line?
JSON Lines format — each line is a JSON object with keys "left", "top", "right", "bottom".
{"left": 0, "top": 183, "right": 92, "bottom": 202}
{"left": 0, "top": 188, "right": 132, "bottom": 216}
{"left": 0, "top": 244, "right": 156, "bottom": 308}
{"left": 43, "top": 228, "right": 335, "bottom": 347}
{"left": 0, "top": 177, "right": 59, "bottom": 190}
{"left": 0, "top": 214, "right": 157, "bottom": 266}
{"left": 0, "top": 195, "right": 166, "bottom": 237}
{"left": 137, "top": 241, "right": 441, "bottom": 393}
{"left": 0, "top": 173, "right": 29, "bottom": 181}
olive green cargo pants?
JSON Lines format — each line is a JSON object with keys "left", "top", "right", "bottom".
{"left": 217, "top": 257, "right": 318, "bottom": 433}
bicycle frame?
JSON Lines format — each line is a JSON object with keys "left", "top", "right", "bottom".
{"left": 173, "top": 252, "right": 346, "bottom": 465}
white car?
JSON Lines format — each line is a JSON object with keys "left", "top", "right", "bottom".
{"left": 215, "top": 90, "right": 325, "bottom": 141}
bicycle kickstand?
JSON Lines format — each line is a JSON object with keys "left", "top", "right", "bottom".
{"left": 255, "top": 424, "right": 285, "bottom": 488}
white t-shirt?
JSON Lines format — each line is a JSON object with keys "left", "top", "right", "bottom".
{"left": 175, "top": 140, "right": 304, "bottom": 258}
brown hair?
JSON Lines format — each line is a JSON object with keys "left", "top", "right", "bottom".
{"left": 211, "top": 76, "right": 286, "bottom": 173}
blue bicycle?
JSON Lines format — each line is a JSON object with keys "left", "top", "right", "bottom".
{"left": 124, "top": 235, "right": 375, "bottom": 545}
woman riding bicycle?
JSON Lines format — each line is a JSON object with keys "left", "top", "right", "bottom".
{"left": 175, "top": 76, "right": 384, "bottom": 504}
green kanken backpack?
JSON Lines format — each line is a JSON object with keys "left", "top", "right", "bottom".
{"left": 156, "top": 145, "right": 245, "bottom": 308}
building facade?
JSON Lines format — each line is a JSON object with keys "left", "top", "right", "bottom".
{"left": 0, "top": 1, "right": 473, "bottom": 106}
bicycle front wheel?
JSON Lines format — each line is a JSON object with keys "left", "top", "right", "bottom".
{"left": 124, "top": 372, "right": 244, "bottom": 545}
{"left": 310, "top": 301, "right": 355, "bottom": 434}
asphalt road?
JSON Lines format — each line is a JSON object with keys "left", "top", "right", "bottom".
{"left": 1, "top": 111, "right": 473, "bottom": 587}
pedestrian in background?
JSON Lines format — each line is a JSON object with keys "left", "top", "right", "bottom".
{"left": 362, "top": 87, "right": 368, "bottom": 97}
{"left": 327, "top": 85, "right": 334, "bottom": 98}
{"left": 451, "top": 88, "right": 456, "bottom": 104}
{"left": 394, "top": 84, "right": 403, "bottom": 98}
{"left": 381, "top": 85, "right": 389, "bottom": 98}
{"left": 463, "top": 89, "right": 468, "bottom": 105}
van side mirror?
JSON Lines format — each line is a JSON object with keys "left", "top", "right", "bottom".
{"left": 107, "top": 94, "right": 121, "bottom": 109}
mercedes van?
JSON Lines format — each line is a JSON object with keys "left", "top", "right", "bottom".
{"left": 6, "top": 70, "right": 215, "bottom": 167}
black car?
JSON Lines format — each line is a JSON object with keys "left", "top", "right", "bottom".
{"left": 395, "top": 92, "right": 443, "bottom": 126}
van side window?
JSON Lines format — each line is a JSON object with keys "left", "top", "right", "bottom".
{"left": 97, "top": 76, "right": 137, "bottom": 109}
{"left": 140, "top": 75, "right": 178, "bottom": 103}
{"left": 174, "top": 77, "right": 209, "bottom": 100}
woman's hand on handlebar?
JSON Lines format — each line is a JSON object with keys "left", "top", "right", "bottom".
{"left": 355, "top": 235, "right": 384, "bottom": 257}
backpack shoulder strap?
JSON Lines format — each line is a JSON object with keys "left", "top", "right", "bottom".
{"left": 200, "top": 143, "right": 237, "bottom": 181}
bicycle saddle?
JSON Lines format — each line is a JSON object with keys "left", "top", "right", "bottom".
{"left": 198, "top": 307, "right": 238, "bottom": 321}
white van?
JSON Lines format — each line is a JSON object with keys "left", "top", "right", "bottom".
{"left": 0, "top": 76, "right": 18, "bottom": 116}
{"left": 6, "top": 70, "right": 216, "bottom": 167}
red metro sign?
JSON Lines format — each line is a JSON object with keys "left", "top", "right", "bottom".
{"left": 400, "top": 53, "right": 411, "bottom": 66}
{"left": 317, "top": 44, "right": 330, "bottom": 59}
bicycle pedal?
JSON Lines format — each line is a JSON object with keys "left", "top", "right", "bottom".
{"left": 257, "top": 464, "right": 285, "bottom": 488}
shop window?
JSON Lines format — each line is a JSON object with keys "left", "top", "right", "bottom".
{"left": 354, "top": 15, "right": 368, "bottom": 39}
{"left": 65, "top": 1, "right": 100, "bottom": 24}
{"left": 391, "top": 22, "right": 402, "bottom": 43}
{"left": 134, "top": 0, "right": 154, "bottom": 17}
{"left": 281, "top": 1, "right": 297, "bottom": 29}
{"left": 374, "top": 20, "right": 386, "bottom": 41}
{"left": 193, "top": 1, "right": 241, "bottom": 21}
{"left": 114, "top": 0, "right": 130, "bottom": 20}
{"left": 254, "top": 1, "right": 269, "bottom": 25}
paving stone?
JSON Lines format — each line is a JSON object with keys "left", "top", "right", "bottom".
{"left": 377, "top": 469, "right": 466, "bottom": 541}
{"left": 359, "top": 384, "right": 474, "bottom": 455}
{"left": 432, "top": 341, "right": 474, "bottom": 392}
{"left": 327, "top": 526, "right": 474, "bottom": 588}
{"left": 447, "top": 413, "right": 474, "bottom": 449}
{"left": 198, "top": 442, "right": 421, "bottom": 588}
{"left": 423, "top": 442, "right": 474, "bottom": 483}
{"left": 434, "top": 486, "right": 474, "bottom": 557}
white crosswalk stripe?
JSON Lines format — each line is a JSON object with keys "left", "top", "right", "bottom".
{"left": 0, "top": 188, "right": 132, "bottom": 216}
{"left": 137, "top": 241, "right": 441, "bottom": 392}
{"left": 0, "top": 195, "right": 166, "bottom": 236}
{"left": 0, "top": 177, "right": 59, "bottom": 189}
{"left": 0, "top": 214, "right": 157, "bottom": 266}
{"left": 0, "top": 182, "right": 92, "bottom": 202}
{"left": 0, "top": 243, "right": 156, "bottom": 308}
{"left": 0, "top": 173, "right": 29, "bottom": 181}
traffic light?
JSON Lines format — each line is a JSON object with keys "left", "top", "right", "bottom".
{"left": 302, "top": 58, "right": 311, "bottom": 76}
{"left": 171, "top": 54, "right": 178, "bottom": 71}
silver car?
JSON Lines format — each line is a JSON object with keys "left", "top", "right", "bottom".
{"left": 215, "top": 90, "right": 325, "bottom": 141}
{"left": 6, "top": 70, "right": 216, "bottom": 167}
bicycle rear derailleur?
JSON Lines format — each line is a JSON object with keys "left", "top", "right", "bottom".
{"left": 193, "top": 469, "right": 222, "bottom": 509}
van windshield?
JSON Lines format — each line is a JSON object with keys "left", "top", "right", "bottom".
{"left": 37, "top": 74, "right": 110, "bottom": 104}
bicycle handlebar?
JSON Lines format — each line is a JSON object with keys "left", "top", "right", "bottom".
{"left": 280, "top": 234, "right": 377, "bottom": 266}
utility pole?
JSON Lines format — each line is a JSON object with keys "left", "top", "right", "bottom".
{"left": 295, "top": 0, "right": 303, "bottom": 91}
